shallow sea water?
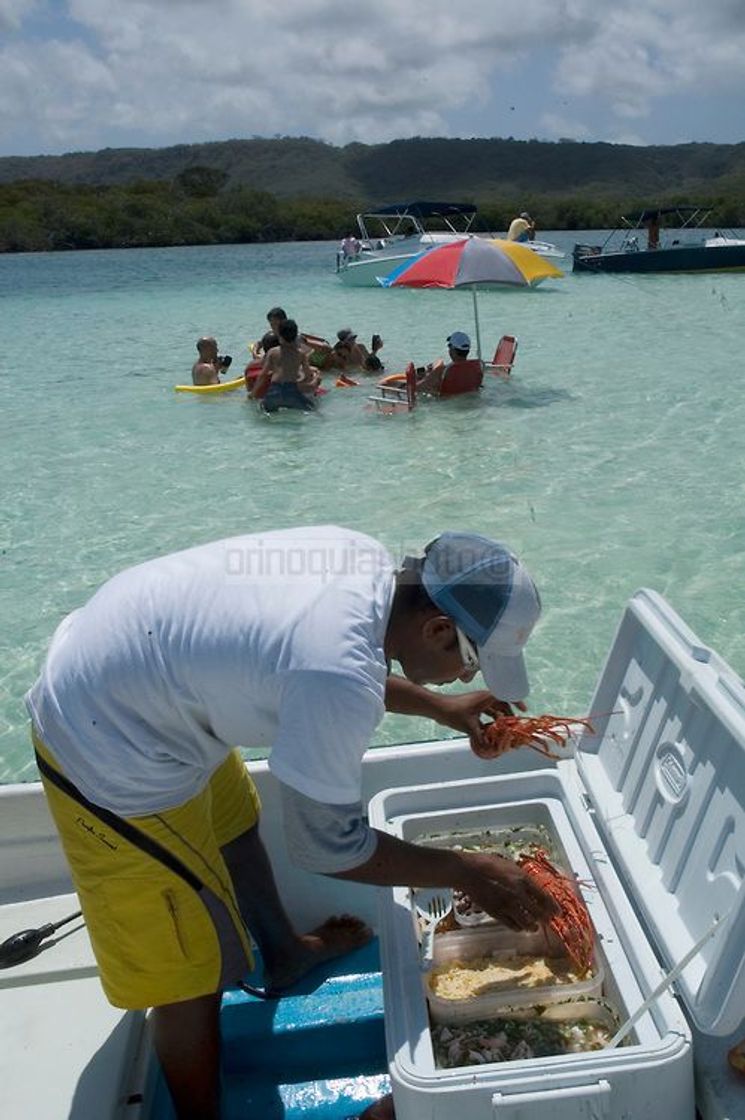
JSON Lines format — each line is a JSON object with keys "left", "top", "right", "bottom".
{"left": 2, "top": 234, "right": 745, "bottom": 782}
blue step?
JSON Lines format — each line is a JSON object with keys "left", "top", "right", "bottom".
{"left": 147, "top": 939, "right": 389, "bottom": 1119}
{"left": 221, "top": 939, "right": 385, "bottom": 1073}
{"left": 222, "top": 1071, "right": 391, "bottom": 1120}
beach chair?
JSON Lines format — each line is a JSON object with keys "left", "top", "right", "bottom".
{"left": 486, "top": 334, "right": 518, "bottom": 378}
{"left": 368, "top": 362, "right": 417, "bottom": 412}
{"left": 438, "top": 359, "right": 484, "bottom": 396}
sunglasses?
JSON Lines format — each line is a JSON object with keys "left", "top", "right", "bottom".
{"left": 455, "top": 625, "right": 480, "bottom": 673}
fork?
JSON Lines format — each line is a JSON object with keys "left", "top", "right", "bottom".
{"left": 419, "top": 892, "right": 451, "bottom": 969}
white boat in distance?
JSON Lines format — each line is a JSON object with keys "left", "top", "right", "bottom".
{"left": 336, "top": 201, "right": 564, "bottom": 286}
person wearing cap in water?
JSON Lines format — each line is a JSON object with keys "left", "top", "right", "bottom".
{"left": 416, "top": 330, "right": 474, "bottom": 395}
{"left": 507, "top": 211, "right": 536, "bottom": 243}
{"left": 332, "top": 327, "right": 385, "bottom": 372}
{"left": 26, "top": 525, "right": 555, "bottom": 1119}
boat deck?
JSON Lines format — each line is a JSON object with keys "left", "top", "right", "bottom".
{"left": 1, "top": 744, "right": 743, "bottom": 1119}
{"left": 0, "top": 891, "right": 145, "bottom": 1119}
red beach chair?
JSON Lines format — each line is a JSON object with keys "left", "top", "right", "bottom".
{"left": 368, "top": 362, "right": 417, "bottom": 413}
{"left": 438, "top": 359, "right": 484, "bottom": 395}
{"left": 487, "top": 334, "right": 518, "bottom": 378}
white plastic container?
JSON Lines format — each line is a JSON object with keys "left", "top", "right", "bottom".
{"left": 370, "top": 589, "right": 745, "bottom": 1120}
{"left": 431, "top": 998, "right": 622, "bottom": 1068}
{"left": 425, "top": 925, "right": 604, "bottom": 1023}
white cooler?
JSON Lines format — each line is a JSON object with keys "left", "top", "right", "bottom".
{"left": 369, "top": 589, "right": 745, "bottom": 1120}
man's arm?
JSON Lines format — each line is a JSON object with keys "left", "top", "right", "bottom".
{"left": 333, "top": 829, "right": 556, "bottom": 930}
{"left": 416, "top": 360, "right": 444, "bottom": 395}
{"left": 278, "top": 781, "right": 556, "bottom": 931}
{"left": 385, "top": 674, "right": 520, "bottom": 752}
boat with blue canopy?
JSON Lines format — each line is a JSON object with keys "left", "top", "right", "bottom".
{"left": 573, "top": 205, "right": 745, "bottom": 273}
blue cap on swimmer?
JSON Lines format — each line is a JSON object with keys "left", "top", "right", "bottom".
{"left": 447, "top": 331, "right": 471, "bottom": 351}
{"left": 421, "top": 532, "right": 541, "bottom": 701}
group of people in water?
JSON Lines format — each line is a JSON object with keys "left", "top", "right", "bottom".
{"left": 191, "top": 304, "right": 481, "bottom": 413}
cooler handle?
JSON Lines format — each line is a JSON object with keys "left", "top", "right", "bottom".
{"left": 492, "top": 1078, "right": 611, "bottom": 1118}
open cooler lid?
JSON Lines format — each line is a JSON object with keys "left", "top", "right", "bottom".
{"left": 574, "top": 588, "right": 745, "bottom": 1035}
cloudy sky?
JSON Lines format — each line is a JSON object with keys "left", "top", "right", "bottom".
{"left": 1, "top": 0, "right": 744, "bottom": 157}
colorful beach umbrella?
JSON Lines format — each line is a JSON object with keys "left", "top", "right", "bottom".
{"left": 379, "top": 237, "right": 563, "bottom": 358}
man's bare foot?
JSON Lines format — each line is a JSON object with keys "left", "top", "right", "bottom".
{"left": 359, "top": 1093, "right": 395, "bottom": 1119}
{"left": 265, "top": 914, "right": 373, "bottom": 993}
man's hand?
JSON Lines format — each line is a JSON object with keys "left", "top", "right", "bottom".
{"left": 458, "top": 850, "right": 558, "bottom": 931}
{"left": 333, "top": 830, "right": 558, "bottom": 934}
{"left": 385, "top": 676, "right": 526, "bottom": 757}
{"left": 431, "top": 691, "right": 526, "bottom": 755}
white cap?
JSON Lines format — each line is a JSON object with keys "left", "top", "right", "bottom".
{"left": 421, "top": 532, "right": 541, "bottom": 700}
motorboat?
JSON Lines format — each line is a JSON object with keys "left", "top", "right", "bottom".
{"left": 516, "top": 237, "right": 564, "bottom": 260}
{"left": 336, "top": 201, "right": 479, "bottom": 287}
{"left": 573, "top": 205, "right": 745, "bottom": 273}
{"left": 2, "top": 589, "right": 745, "bottom": 1119}
{"left": 337, "top": 202, "right": 564, "bottom": 286}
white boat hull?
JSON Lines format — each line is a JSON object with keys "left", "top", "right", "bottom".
{"left": 337, "top": 236, "right": 564, "bottom": 286}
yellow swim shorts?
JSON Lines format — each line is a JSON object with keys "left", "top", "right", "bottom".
{"left": 33, "top": 732, "right": 259, "bottom": 1010}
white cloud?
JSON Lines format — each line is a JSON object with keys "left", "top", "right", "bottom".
{"left": 0, "top": 0, "right": 744, "bottom": 154}
{"left": 0, "top": 0, "right": 37, "bottom": 32}
{"left": 554, "top": 1, "right": 745, "bottom": 120}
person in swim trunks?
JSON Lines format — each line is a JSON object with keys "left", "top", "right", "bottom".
{"left": 251, "top": 318, "right": 319, "bottom": 412}
{"left": 26, "top": 526, "right": 555, "bottom": 1119}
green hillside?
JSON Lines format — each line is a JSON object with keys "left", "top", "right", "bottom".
{"left": 1, "top": 136, "right": 744, "bottom": 252}
{"left": 3, "top": 135, "right": 745, "bottom": 202}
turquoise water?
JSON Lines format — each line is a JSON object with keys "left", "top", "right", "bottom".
{"left": 2, "top": 235, "right": 745, "bottom": 783}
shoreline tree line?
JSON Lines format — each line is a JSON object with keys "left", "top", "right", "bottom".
{"left": 1, "top": 135, "right": 743, "bottom": 253}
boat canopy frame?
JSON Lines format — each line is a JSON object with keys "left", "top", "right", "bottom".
{"left": 597, "top": 204, "right": 713, "bottom": 253}
{"left": 356, "top": 201, "right": 477, "bottom": 244}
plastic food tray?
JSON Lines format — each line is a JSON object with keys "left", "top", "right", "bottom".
{"left": 431, "top": 997, "right": 623, "bottom": 1069}
{"left": 416, "top": 824, "right": 555, "bottom": 859}
{"left": 425, "top": 926, "right": 604, "bottom": 1024}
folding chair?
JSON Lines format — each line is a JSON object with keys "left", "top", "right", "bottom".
{"left": 438, "top": 358, "right": 484, "bottom": 395}
{"left": 368, "top": 362, "right": 417, "bottom": 412}
{"left": 486, "top": 334, "right": 518, "bottom": 378}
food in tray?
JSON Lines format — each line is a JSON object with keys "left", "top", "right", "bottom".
{"left": 428, "top": 953, "right": 585, "bottom": 1000}
{"left": 432, "top": 1013, "right": 614, "bottom": 1068}
{"left": 417, "top": 824, "right": 555, "bottom": 860}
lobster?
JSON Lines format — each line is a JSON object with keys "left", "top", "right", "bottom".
{"left": 481, "top": 713, "right": 597, "bottom": 761}
{"left": 518, "top": 848, "right": 595, "bottom": 976}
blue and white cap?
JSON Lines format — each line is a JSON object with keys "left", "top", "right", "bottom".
{"left": 421, "top": 532, "right": 541, "bottom": 700}
{"left": 447, "top": 331, "right": 471, "bottom": 351}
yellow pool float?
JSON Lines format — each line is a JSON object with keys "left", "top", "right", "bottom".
{"left": 173, "top": 376, "right": 245, "bottom": 394}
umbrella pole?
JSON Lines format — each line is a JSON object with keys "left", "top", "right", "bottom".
{"left": 472, "top": 286, "right": 483, "bottom": 362}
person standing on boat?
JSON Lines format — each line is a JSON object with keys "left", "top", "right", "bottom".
{"left": 191, "top": 336, "right": 231, "bottom": 386}
{"left": 26, "top": 526, "right": 555, "bottom": 1120}
{"left": 646, "top": 212, "right": 661, "bottom": 250}
{"left": 507, "top": 211, "right": 536, "bottom": 243}
{"left": 340, "top": 233, "right": 361, "bottom": 259}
